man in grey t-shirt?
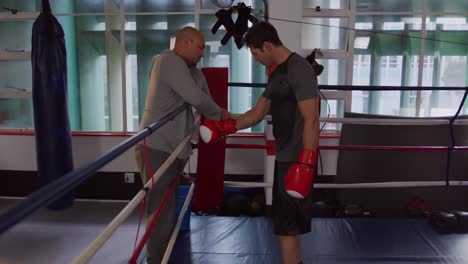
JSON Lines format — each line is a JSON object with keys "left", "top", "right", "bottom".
{"left": 135, "top": 27, "right": 230, "bottom": 264}
{"left": 199, "top": 22, "right": 320, "bottom": 264}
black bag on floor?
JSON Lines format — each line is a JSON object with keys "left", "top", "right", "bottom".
{"left": 430, "top": 211, "right": 468, "bottom": 233}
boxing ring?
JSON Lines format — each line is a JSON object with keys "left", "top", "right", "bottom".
{"left": 1, "top": 79, "right": 468, "bottom": 264}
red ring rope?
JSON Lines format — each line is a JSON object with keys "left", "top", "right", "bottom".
{"left": 128, "top": 142, "right": 189, "bottom": 264}
{"left": 128, "top": 174, "right": 180, "bottom": 264}
{"left": 222, "top": 143, "right": 468, "bottom": 152}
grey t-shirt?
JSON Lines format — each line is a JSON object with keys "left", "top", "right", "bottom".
{"left": 262, "top": 53, "right": 318, "bottom": 162}
{"left": 139, "top": 50, "right": 222, "bottom": 159}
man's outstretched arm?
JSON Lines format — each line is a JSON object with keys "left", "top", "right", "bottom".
{"left": 200, "top": 96, "right": 271, "bottom": 143}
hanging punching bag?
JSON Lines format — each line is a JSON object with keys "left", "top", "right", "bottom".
{"left": 32, "top": 0, "right": 74, "bottom": 209}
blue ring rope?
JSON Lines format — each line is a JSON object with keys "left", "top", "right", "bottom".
{"left": 228, "top": 83, "right": 468, "bottom": 91}
{"left": 0, "top": 104, "right": 188, "bottom": 234}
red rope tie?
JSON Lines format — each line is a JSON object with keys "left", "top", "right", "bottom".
{"left": 129, "top": 154, "right": 189, "bottom": 264}
{"left": 142, "top": 138, "right": 155, "bottom": 191}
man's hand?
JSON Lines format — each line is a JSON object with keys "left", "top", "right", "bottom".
{"left": 200, "top": 119, "right": 237, "bottom": 143}
{"left": 220, "top": 108, "right": 232, "bottom": 120}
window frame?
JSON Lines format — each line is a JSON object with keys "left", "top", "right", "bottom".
{"left": 302, "top": 0, "right": 468, "bottom": 120}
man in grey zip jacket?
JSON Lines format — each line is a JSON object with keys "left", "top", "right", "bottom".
{"left": 134, "top": 27, "right": 230, "bottom": 264}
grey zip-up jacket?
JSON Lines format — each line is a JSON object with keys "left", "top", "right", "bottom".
{"left": 139, "top": 50, "right": 222, "bottom": 159}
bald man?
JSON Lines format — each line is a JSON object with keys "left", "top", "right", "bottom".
{"left": 134, "top": 26, "right": 229, "bottom": 264}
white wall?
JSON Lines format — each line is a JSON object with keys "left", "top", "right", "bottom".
{"left": 0, "top": 134, "right": 136, "bottom": 172}
{"left": 0, "top": 134, "right": 340, "bottom": 176}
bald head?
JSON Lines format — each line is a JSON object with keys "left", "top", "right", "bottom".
{"left": 173, "top": 27, "right": 206, "bottom": 67}
{"left": 175, "top": 27, "right": 203, "bottom": 45}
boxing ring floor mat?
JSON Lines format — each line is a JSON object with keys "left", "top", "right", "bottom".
{"left": 171, "top": 216, "right": 468, "bottom": 264}
{"left": 0, "top": 198, "right": 145, "bottom": 264}
{"left": 1, "top": 196, "right": 468, "bottom": 264}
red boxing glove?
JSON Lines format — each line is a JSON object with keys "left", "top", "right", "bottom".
{"left": 285, "top": 149, "right": 317, "bottom": 199}
{"left": 199, "top": 119, "right": 237, "bottom": 144}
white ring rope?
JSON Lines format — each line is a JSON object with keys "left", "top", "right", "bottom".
{"left": 231, "top": 114, "right": 468, "bottom": 126}
{"left": 224, "top": 180, "right": 468, "bottom": 188}
{"left": 161, "top": 183, "right": 195, "bottom": 264}
{"left": 320, "top": 118, "right": 468, "bottom": 126}
{"left": 72, "top": 116, "right": 200, "bottom": 264}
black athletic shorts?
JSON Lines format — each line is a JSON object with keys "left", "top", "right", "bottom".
{"left": 272, "top": 161, "right": 314, "bottom": 236}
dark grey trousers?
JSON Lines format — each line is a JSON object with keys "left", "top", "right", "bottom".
{"left": 134, "top": 145, "right": 184, "bottom": 264}
{"left": 272, "top": 161, "right": 314, "bottom": 236}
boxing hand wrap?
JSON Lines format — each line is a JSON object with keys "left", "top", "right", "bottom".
{"left": 200, "top": 119, "right": 237, "bottom": 144}
{"left": 285, "top": 149, "right": 317, "bottom": 199}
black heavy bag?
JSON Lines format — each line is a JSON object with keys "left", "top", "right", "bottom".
{"left": 32, "top": 0, "right": 74, "bottom": 209}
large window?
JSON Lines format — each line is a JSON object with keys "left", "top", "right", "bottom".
{"left": 420, "top": 56, "right": 468, "bottom": 117}
{"left": 303, "top": 2, "right": 468, "bottom": 121}
{"left": 355, "top": 0, "right": 423, "bottom": 12}
{"left": 420, "top": 15, "right": 468, "bottom": 117}
{"left": 0, "top": 0, "right": 266, "bottom": 132}
{"left": 304, "top": 0, "right": 350, "bottom": 9}
{"left": 0, "top": 17, "right": 34, "bottom": 128}
{"left": 427, "top": 0, "right": 468, "bottom": 13}
{"left": 353, "top": 55, "right": 371, "bottom": 86}
{"left": 1, "top": 1, "right": 467, "bottom": 131}
{"left": 302, "top": 18, "right": 349, "bottom": 50}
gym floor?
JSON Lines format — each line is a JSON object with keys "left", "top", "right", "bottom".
{"left": 2, "top": 197, "right": 468, "bottom": 264}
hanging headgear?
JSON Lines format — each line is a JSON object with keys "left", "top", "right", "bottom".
{"left": 211, "top": 2, "right": 259, "bottom": 49}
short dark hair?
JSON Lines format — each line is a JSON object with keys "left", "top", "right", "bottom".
{"left": 245, "top": 22, "right": 283, "bottom": 49}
